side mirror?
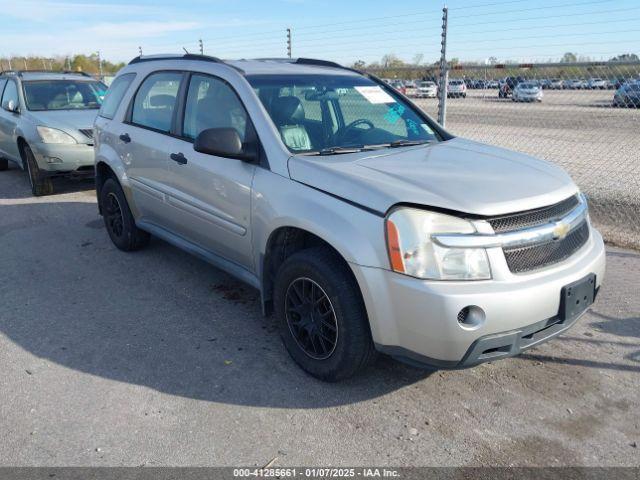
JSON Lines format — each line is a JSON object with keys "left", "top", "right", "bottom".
{"left": 193, "top": 128, "right": 256, "bottom": 162}
{"left": 3, "top": 99, "right": 19, "bottom": 114}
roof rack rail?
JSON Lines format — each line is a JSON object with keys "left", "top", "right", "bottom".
{"left": 0, "top": 69, "right": 94, "bottom": 77}
{"left": 128, "top": 53, "right": 223, "bottom": 65}
{"left": 127, "top": 53, "right": 245, "bottom": 74}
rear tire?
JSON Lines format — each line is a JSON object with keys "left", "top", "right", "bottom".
{"left": 22, "top": 144, "right": 54, "bottom": 196}
{"left": 0, "top": 158, "right": 8, "bottom": 171}
{"left": 100, "top": 178, "right": 150, "bottom": 251}
{"left": 273, "top": 247, "right": 376, "bottom": 381}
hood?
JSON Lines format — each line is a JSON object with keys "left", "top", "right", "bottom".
{"left": 288, "top": 137, "right": 577, "bottom": 216}
{"left": 26, "top": 109, "right": 98, "bottom": 143}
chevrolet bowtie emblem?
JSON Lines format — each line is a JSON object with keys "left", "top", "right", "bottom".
{"left": 552, "top": 221, "right": 571, "bottom": 240}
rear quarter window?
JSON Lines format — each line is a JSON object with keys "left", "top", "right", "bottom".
{"left": 99, "top": 73, "right": 136, "bottom": 120}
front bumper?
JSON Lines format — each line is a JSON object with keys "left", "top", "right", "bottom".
{"left": 31, "top": 142, "right": 95, "bottom": 176}
{"left": 351, "top": 226, "right": 606, "bottom": 369}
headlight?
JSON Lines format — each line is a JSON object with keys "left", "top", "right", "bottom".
{"left": 36, "top": 126, "right": 77, "bottom": 144}
{"left": 385, "top": 207, "right": 491, "bottom": 280}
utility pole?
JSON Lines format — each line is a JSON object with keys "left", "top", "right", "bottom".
{"left": 8, "top": 58, "right": 12, "bottom": 70}
{"left": 23, "top": 58, "right": 27, "bottom": 69}
{"left": 42, "top": 58, "right": 47, "bottom": 70}
{"left": 199, "top": 39, "right": 204, "bottom": 55}
{"left": 97, "top": 50, "right": 103, "bottom": 79}
{"left": 66, "top": 57, "right": 72, "bottom": 70}
{"left": 286, "top": 28, "right": 292, "bottom": 58}
{"left": 139, "top": 46, "right": 143, "bottom": 56}
{"left": 437, "top": 6, "right": 449, "bottom": 126}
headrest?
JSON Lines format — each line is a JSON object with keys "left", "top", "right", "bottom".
{"left": 270, "top": 96, "right": 305, "bottom": 125}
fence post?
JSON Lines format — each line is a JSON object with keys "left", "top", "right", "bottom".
{"left": 437, "top": 6, "right": 449, "bottom": 127}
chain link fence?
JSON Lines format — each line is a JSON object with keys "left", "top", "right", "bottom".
{"left": 369, "top": 61, "right": 640, "bottom": 249}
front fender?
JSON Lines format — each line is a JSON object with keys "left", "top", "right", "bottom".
{"left": 251, "top": 168, "right": 389, "bottom": 282}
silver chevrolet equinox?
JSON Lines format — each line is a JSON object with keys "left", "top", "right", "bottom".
{"left": 94, "top": 54, "right": 606, "bottom": 381}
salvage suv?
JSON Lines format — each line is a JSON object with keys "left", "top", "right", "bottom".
{"left": 94, "top": 54, "right": 605, "bottom": 381}
{"left": 0, "top": 71, "right": 106, "bottom": 195}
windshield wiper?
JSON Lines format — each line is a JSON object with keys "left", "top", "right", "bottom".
{"left": 315, "top": 145, "right": 367, "bottom": 156}
{"left": 388, "top": 139, "right": 431, "bottom": 148}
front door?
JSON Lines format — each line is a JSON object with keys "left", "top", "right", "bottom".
{"left": 163, "top": 73, "right": 257, "bottom": 270}
{"left": 0, "top": 79, "right": 22, "bottom": 161}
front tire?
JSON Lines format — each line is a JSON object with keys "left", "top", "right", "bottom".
{"left": 100, "top": 178, "right": 150, "bottom": 251}
{"left": 273, "top": 247, "right": 376, "bottom": 381}
{"left": 22, "top": 144, "right": 53, "bottom": 196}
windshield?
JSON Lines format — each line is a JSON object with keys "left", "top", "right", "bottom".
{"left": 248, "top": 74, "right": 439, "bottom": 154}
{"left": 519, "top": 83, "right": 537, "bottom": 89}
{"left": 420, "top": 82, "right": 435, "bottom": 87}
{"left": 22, "top": 80, "right": 107, "bottom": 111}
{"left": 449, "top": 80, "right": 464, "bottom": 85}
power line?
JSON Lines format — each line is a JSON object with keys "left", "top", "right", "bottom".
{"left": 451, "top": 0, "right": 614, "bottom": 20}
{"left": 449, "top": 5, "right": 640, "bottom": 27}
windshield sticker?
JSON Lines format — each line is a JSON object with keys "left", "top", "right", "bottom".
{"left": 406, "top": 118, "right": 420, "bottom": 135}
{"left": 384, "top": 104, "right": 405, "bottom": 124}
{"left": 354, "top": 86, "right": 395, "bottom": 104}
{"left": 421, "top": 123, "right": 434, "bottom": 134}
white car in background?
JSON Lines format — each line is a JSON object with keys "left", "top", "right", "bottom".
{"left": 414, "top": 81, "right": 438, "bottom": 98}
{"left": 447, "top": 79, "right": 467, "bottom": 98}
{"left": 513, "top": 82, "right": 543, "bottom": 102}
{"left": 587, "top": 78, "right": 607, "bottom": 89}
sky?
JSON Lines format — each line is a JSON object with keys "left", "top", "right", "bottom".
{"left": 0, "top": 0, "right": 638, "bottom": 65}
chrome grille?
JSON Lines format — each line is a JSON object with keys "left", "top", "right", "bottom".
{"left": 503, "top": 221, "right": 590, "bottom": 274}
{"left": 489, "top": 195, "right": 580, "bottom": 233}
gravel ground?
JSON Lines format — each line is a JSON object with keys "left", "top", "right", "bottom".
{"left": 0, "top": 160, "right": 639, "bottom": 467}
{"left": 414, "top": 89, "right": 640, "bottom": 249}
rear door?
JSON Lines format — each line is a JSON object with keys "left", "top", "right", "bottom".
{"left": 120, "top": 71, "right": 184, "bottom": 224}
{"left": 162, "top": 72, "right": 257, "bottom": 270}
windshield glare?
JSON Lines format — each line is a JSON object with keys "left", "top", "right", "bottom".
{"left": 247, "top": 74, "right": 438, "bottom": 153}
{"left": 23, "top": 80, "right": 107, "bottom": 111}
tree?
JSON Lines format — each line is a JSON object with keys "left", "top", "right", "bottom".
{"left": 487, "top": 56, "right": 498, "bottom": 65}
{"left": 610, "top": 53, "right": 639, "bottom": 62}
{"left": 351, "top": 60, "right": 366, "bottom": 70}
{"left": 413, "top": 53, "right": 424, "bottom": 66}
{"left": 561, "top": 52, "right": 578, "bottom": 63}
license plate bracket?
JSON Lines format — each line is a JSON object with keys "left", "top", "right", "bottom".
{"left": 560, "top": 273, "right": 596, "bottom": 322}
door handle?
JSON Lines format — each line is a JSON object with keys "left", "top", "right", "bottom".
{"left": 119, "top": 133, "right": 131, "bottom": 143}
{"left": 170, "top": 152, "right": 188, "bottom": 165}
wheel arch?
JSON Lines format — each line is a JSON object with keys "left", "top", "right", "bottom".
{"left": 260, "top": 226, "right": 362, "bottom": 316}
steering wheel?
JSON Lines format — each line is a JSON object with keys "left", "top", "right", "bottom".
{"left": 334, "top": 118, "right": 375, "bottom": 143}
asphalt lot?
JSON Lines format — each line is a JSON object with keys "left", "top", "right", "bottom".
{"left": 1, "top": 164, "right": 639, "bottom": 467}
{"left": 414, "top": 89, "right": 640, "bottom": 249}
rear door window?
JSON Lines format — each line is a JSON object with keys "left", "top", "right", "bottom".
{"left": 99, "top": 73, "right": 135, "bottom": 119}
{"left": 131, "top": 72, "right": 182, "bottom": 133}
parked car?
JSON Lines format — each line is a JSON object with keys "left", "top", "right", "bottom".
{"left": 613, "top": 82, "right": 640, "bottom": 107}
{"left": 565, "top": 79, "right": 586, "bottom": 89}
{"left": 512, "top": 82, "right": 543, "bottom": 102}
{"left": 587, "top": 78, "right": 607, "bottom": 89}
{"left": 447, "top": 78, "right": 467, "bottom": 98}
{"left": 414, "top": 80, "right": 438, "bottom": 98}
{"left": 498, "top": 76, "right": 524, "bottom": 98}
{"left": 0, "top": 70, "right": 106, "bottom": 195}
{"left": 548, "top": 78, "right": 563, "bottom": 90}
{"left": 487, "top": 80, "right": 499, "bottom": 89}
{"left": 94, "top": 54, "right": 605, "bottom": 381}
{"left": 389, "top": 80, "right": 405, "bottom": 93}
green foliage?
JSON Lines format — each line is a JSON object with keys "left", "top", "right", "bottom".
{"left": 0, "top": 54, "right": 125, "bottom": 76}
